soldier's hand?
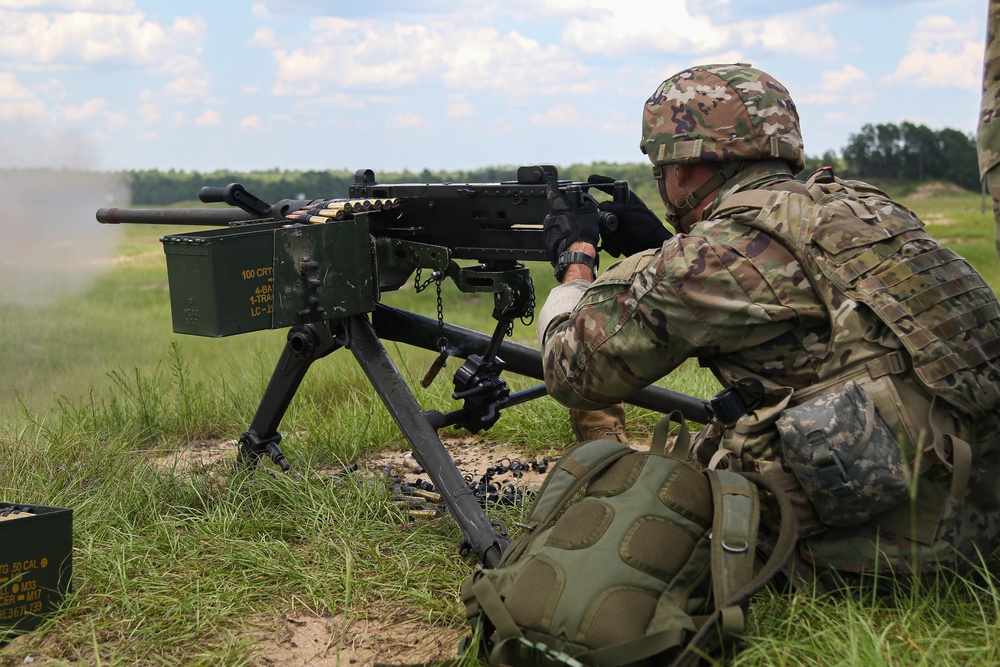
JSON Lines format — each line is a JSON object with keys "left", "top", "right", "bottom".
{"left": 588, "top": 174, "right": 672, "bottom": 257}
{"left": 543, "top": 180, "right": 601, "bottom": 265}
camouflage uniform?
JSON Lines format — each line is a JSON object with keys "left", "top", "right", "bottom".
{"left": 978, "top": 0, "right": 1000, "bottom": 262}
{"left": 540, "top": 64, "right": 1000, "bottom": 576}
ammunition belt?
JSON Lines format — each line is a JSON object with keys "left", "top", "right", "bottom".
{"left": 285, "top": 198, "right": 401, "bottom": 224}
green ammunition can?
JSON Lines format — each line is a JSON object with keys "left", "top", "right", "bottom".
{"left": 0, "top": 503, "right": 72, "bottom": 634}
{"left": 160, "top": 220, "right": 378, "bottom": 337}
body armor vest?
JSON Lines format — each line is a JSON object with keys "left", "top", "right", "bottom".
{"left": 715, "top": 170, "right": 1000, "bottom": 425}
{"left": 706, "top": 171, "right": 1000, "bottom": 566}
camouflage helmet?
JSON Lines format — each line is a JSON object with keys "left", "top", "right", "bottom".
{"left": 640, "top": 63, "right": 805, "bottom": 172}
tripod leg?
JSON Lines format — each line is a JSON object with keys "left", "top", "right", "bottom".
{"left": 345, "top": 314, "right": 509, "bottom": 567}
{"left": 237, "top": 320, "right": 343, "bottom": 470}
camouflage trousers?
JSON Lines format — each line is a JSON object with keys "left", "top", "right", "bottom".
{"left": 987, "top": 165, "right": 1000, "bottom": 263}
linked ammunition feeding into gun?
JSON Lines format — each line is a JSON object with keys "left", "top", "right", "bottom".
{"left": 97, "top": 165, "right": 710, "bottom": 567}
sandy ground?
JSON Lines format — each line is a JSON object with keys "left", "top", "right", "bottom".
{"left": 256, "top": 612, "right": 467, "bottom": 666}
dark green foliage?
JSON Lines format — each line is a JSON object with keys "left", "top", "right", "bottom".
{"left": 841, "top": 122, "right": 979, "bottom": 190}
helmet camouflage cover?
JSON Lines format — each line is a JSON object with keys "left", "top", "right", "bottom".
{"left": 641, "top": 63, "right": 805, "bottom": 172}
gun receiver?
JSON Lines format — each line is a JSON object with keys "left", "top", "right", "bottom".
{"left": 97, "top": 165, "right": 709, "bottom": 567}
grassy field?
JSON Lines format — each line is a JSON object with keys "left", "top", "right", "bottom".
{"left": 0, "top": 184, "right": 998, "bottom": 665}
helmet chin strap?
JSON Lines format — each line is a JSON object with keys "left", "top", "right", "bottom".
{"left": 673, "top": 161, "right": 745, "bottom": 220}
{"left": 654, "top": 162, "right": 745, "bottom": 228}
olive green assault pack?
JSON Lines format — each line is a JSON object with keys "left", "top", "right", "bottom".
{"left": 461, "top": 415, "right": 796, "bottom": 667}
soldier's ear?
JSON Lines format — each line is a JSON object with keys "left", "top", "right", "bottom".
{"left": 674, "top": 163, "right": 693, "bottom": 189}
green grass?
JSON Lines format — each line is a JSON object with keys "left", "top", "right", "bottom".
{"left": 1, "top": 188, "right": 999, "bottom": 665}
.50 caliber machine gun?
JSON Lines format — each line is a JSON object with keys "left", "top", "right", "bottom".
{"left": 97, "top": 165, "right": 710, "bottom": 567}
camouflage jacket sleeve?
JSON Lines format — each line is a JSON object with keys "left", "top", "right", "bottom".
{"left": 979, "top": 0, "right": 1000, "bottom": 177}
{"left": 539, "top": 219, "right": 827, "bottom": 409}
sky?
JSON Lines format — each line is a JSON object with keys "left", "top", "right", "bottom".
{"left": 0, "top": 0, "right": 991, "bottom": 174}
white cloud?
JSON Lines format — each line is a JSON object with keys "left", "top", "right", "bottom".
{"left": 162, "top": 75, "right": 211, "bottom": 104}
{"left": 742, "top": 17, "right": 836, "bottom": 58}
{"left": 884, "top": 15, "right": 982, "bottom": 89}
{"left": 0, "top": 97, "right": 43, "bottom": 120}
{"left": 269, "top": 16, "right": 590, "bottom": 98}
{"left": 240, "top": 114, "right": 263, "bottom": 131}
{"left": 137, "top": 101, "right": 160, "bottom": 125}
{"left": 0, "top": 71, "right": 44, "bottom": 120}
{"left": 550, "top": 1, "right": 832, "bottom": 59}
{"left": 801, "top": 64, "right": 871, "bottom": 105}
{"left": 289, "top": 92, "right": 368, "bottom": 115}
{"left": 560, "top": 1, "right": 727, "bottom": 55}
{"left": 0, "top": 1, "right": 136, "bottom": 10}
{"left": 0, "top": 6, "right": 206, "bottom": 73}
{"left": 107, "top": 110, "right": 129, "bottom": 129}
{"left": 530, "top": 103, "right": 581, "bottom": 127}
{"left": 446, "top": 94, "right": 476, "bottom": 118}
{"left": 598, "top": 109, "right": 633, "bottom": 135}
{"left": 249, "top": 27, "right": 277, "bottom": 48}
{"left": 392, "top": 112, "right": 430, "bottom": 128}
{"left": 59, "top": 97, "right": 106, "bottom": 121}
{"left": 822, "top": 64, "right": 867, "bottom": 91}
{"left": 251, "top": 2, "right": 272, "bottom": 20}
{"left": 194, "top": 109, "right": 221, "bottom": 126}
{"left": 0, "top": 71, "right": 36, "bottom": 101}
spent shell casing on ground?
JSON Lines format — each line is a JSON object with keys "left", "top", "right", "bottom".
{"left": 408, "top": 487, "right": 442, "bottom": 503}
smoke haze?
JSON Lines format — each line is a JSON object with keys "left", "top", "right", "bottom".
{"left": 0, "top": 170, "right": 130, "bottom": 306}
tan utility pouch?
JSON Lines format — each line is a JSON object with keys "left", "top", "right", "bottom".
{"left": 776, "top": 381, "right": 910, "bottom": 528}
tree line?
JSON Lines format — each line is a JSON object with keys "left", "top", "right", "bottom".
{"left": 124, "top": 122, "right": 979, "bottom": 205}
{"left": 836, "top": 122, "right": 979, "bottom": 190}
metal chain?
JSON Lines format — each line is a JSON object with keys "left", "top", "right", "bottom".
{"left": 414, "top": 268, "right": 447, "bottom": 352}
{"left": 521, "top": 276, "right": 536, "bottom": 327}
{"left": 414, "top": 267, "right": 435, "bottom": 293}
{"left": 434, "top": 278, "right": 446, "bottom": 350}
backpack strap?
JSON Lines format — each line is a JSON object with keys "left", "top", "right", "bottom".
{"left": 670, "top": 470, "right": 798, "bottom": 667}
{"left": 707, "top": 470, "right": 760, "bottom": 610}
{"left": 650, "top": 410, "right": 692, "bottom": 457}
{"left": 522, "top": 438, "right": 632, "bottom": 529}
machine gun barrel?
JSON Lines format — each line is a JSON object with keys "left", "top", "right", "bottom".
{"left": 96, "top": 207, "right": 261, "bottom": 226}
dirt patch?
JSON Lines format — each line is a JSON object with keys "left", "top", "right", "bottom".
{"left": 256, "top": 612, "right": 465, "bottom": 667}
{"left": 367, "top": 437, "right": 553, "bottom": 501}
{"left": 907, "top": 181, "right": 972, "bottom": 200}
{"left": 151, "top": 438, "right": 240, "bottom": 471}
{"left": 150, "top": 436, "right": 554, "bottom": 502}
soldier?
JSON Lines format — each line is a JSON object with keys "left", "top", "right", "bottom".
{"left": 539, "top": 63, "right": 1000, "bottom": 578}
{"left": 978, "top": 0, "right": 1000, "bottom": 262}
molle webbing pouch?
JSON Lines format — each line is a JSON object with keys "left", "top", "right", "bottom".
{"left": 776, "top": 381, "right": 909, "bottom": 527}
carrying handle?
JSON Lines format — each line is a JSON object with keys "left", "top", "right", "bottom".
{"left": 651, "top": 410, "right": 692, "bottom": 457}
